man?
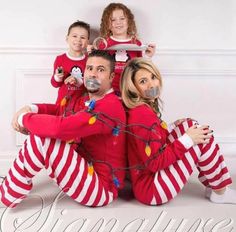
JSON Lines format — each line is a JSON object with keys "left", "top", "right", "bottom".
{"left": 1, "top": 50, "right": 126, "bottom": 208}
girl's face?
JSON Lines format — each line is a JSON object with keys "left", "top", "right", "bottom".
{"left": 109, "top": 9, "right": 129, "bottom": 39}
{"left": 66, "top": 26, "right": 89, "bottom": 54}
{"left": 134, "top": 68, "right": 161, "bottom": 100}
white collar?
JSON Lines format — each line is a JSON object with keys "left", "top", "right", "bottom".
{"left": 66, "top": 51, "right": 85, "bottom": 61}
{"left": 110, "top": 36, "right": 132, "bottom": 42}
{"left": 85, "top": 88, "right": 114, "bottom": 106}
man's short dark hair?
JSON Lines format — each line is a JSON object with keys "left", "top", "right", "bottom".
{"left": 88, "top": 50, "right": 115, "bottom": 72}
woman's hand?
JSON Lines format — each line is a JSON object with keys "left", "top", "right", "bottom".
{"left": 186, "top": 124, "right": 213, "bottom": 145}
{"left": 12, "top": 106, "right": 32, "bottom": 133}
{"left": 174, "top": 117, "right": 198, "bottom": 127}
{"left": 174, "top": 118, "right": 186, "bottom": 126}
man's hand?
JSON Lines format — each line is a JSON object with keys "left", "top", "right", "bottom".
{"left": 12, "top": 106, "right": 32, "bottom": 133}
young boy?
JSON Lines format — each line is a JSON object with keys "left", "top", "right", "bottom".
{"left": 51, "top": 20, "right": 90, "bottom": 109}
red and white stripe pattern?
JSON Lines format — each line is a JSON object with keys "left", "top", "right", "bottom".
{"left": 150, "top": 120, "right": 232, "bottom": 205}
{"left": 0, "top": 134, "right": 114, "bottom": 208}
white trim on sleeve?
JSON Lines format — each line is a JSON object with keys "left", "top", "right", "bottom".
{"left": 178, "top": 133, "right": 194, "bottom": 149}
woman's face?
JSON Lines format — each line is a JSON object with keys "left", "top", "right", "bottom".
{"left": 134, "top": 68, "right": 161, "bottom": 100}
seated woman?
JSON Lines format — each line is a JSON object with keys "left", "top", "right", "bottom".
{"left": 120, "top": 57, "right": 236, "bottom": 205}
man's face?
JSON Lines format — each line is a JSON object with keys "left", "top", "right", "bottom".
{"left": 84, "top": 57, "right": 114, "bottom": 96}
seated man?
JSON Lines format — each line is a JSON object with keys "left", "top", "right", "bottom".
{"left": 1, "top": 50, "right": 126, "bottom": 208}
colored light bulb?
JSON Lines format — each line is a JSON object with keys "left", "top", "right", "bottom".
{"left": 145, "top": 144, "right": 151, "bottom": 157}
{"left": 161, "top": 121, "right": 168, "bottom": 130}
{"left": 113, "top": 136, "right": 118, "bottom": 145}
{"left": 67, "top": 139, "right": 74, "bottom": 144}
{"left": 113, "top": 176, "right": 120, "bottom": 188}
{"left": 89, "top": 116, "right": 97, "bottom": 125}
{"left": 60, "top": 97, "right": 67, "bottom": 106}
{"left": 88, "top": 163, "right": 94, "bottom": 176}
{"left": 87, "top": 99, "right": 96, "bottom": 112}
{"left": 112, "top": 127, "right": 120, "bottom": 145}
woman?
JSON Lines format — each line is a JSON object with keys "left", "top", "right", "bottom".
{"left": 121, "top": 57, "right": 236, "bottom": 205}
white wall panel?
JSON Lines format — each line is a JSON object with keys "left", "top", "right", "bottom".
{"left": 0, "top": 0, "right": 236, "bottom": 160}
{"left": 15, "top": 68, "right": 57, "bottom": 146}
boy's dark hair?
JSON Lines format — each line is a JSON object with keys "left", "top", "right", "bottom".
{"left": 88, "top": 50, "right": 115, "bottom": 72}
{"left": 67, "top": 20, "right": 90, "bottom": 39}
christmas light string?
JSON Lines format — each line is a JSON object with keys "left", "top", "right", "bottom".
{"left": 60, "top": 84, "right": 86, "bottom": 117}
{"left": 86, "top": 109, "right": 162, "bottom": 144}
{"left": 61, "top": 94, "right": 76, "bottom": 117}
{"left": 66, "top": 99, "right": 166, "bottom": 188}
{"left": 0, "top": 91, "right": 168, "bottom": 189}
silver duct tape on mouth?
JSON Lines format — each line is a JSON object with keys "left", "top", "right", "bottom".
{"left": 144, "top": 87, "right": 159, "bottom": 98}
{"left": 85, "top": 79, "right": 101, "bottom": 90}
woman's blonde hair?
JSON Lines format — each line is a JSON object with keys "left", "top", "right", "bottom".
{"left": 100, "top": 3, "right": 138, "bottom": 39}
{"left": 121, "top": 58, "right": 163, "bottom": 113}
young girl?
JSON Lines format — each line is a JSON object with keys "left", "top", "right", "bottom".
{"left": 99, "top": 3, "right": 156, "bottom": 95}
{"left": 121, "top": 57, "right": 236, "bottom": 205}
{"left": 51, "top": 20, "right": 90, "bottom": 106}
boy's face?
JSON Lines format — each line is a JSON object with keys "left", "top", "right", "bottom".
{"left": 66, "top": 26, "right": 89, "bottom": 53}
{"left": 109, "top": 9, "right": 128, "bottom": 38}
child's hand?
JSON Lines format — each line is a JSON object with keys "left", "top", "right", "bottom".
{"left": 86, "top": 44, "right": 94, "bottom": 53}
{"left": 64, "top": 76, "right": 77, "bottom": 85}
{"left": 65, "top": 76, "right": 84, "bottom": 87}
{"left": 145, "top": 43, "right": 156, "bottom": 58}
{"left": 186, "top": 125, "right": 213, "bottom": 145}
{"left": 55, "top": 66, "right": 64, "bottom": 81}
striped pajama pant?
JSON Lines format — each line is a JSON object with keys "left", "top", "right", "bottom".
{"left": 150, "top": 119, "right": 232, "bottom": 205}
{"left": 0, "top": 135, "right": 114, "bottom": 208}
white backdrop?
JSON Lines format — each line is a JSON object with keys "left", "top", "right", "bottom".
{"left": 1, "top": 0, "right": 236, "bottom": 163}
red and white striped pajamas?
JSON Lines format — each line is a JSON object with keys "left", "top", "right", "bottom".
{"left": 127, "top": 105, "right": 232, "bottom": 205}
{"left": 0, "top": 135, "right": 114, "bottom": 208}
{"left": 0, "top": 93, "right": 126, "bottom": 208}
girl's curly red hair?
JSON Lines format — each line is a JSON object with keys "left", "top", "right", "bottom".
{"left": 100, "top": 3, "right": 138, "bottom": 40}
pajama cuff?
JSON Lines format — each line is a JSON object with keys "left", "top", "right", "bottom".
{"left": 18, "top": 113, "right": 28, "bottom": 127}
{"left": 17, "top": 105, "right": 38, "bottom": 127}
{"left": 178, "top": 133, "right": 194, "bottom": 149}
{"left": 167, "top": 122, "right": 176, "bottom": 133}
{"left": 29, "top": 104, "right": 38, "bottom": 113}
{"left": 54, "top": 74, "right": 63, "bottom": 82}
